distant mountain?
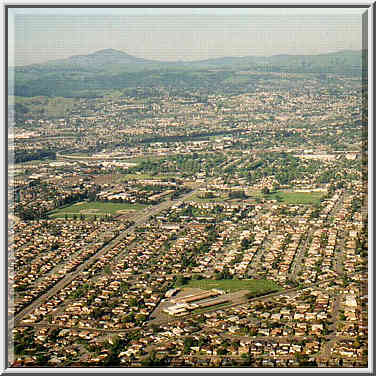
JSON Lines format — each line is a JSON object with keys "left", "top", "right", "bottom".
{"left": 190, "top": 49, "right": 363, "bottom": 70}
{"left": 14, "top": 48, "right": 165, "bottom": 74}
{"left": 51, "top": 48, "right": 153, "bottom": 66}
{"left": 14, "top": 48, "right": 363, "bottom": 72}
{"left": 11, "top": 49, "right": 364, "bottom": 97}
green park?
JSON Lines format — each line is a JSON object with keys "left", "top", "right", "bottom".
{"left": 48, "top": 201, "right": 146, "bottom": 219}
{"left": 179, "top": 278, "right": 281, "bottom": 296}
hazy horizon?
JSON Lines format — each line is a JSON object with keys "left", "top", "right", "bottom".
{"left": 8, "top": 8, "right": 364, "bottom": 67}
{"left": 10, "top": 46, "right": 364, "bottom": 69}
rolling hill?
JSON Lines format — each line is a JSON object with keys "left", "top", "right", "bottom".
{"left": 10, "top": 48, "right": 364, "bottom": 97}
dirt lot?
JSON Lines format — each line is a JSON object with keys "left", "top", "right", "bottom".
{"left": 93, "top": 174, "right": 124, "bottom": 185}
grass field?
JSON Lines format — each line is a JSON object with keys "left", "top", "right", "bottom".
{"left": 48, "top": 201, "right": 146, "bottom": 218}
{"left": 267, "top": 191, "right": 323, "bottom": 205}
{"left": 15, "top": 96, "right": 76, "bottom": 118}
{"left": 247, "top": 190, "right": 323, "bottom": 205}
{"left": 181, "top": 279, "right": 281, "bottom": 295}
{"left": 190, "top": 194, "right": 227, "bottom": 203}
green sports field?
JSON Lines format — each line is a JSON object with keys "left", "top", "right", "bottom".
{"left": 48, "top": 201, "right": 146, "bottom": 218}
{"left": 248, "top": 190, "right": 324, "bottom": 205}
{"left": 182, "top": 279, "right": 281, "bottom": 295}
{"left": 267, "top": 191, "right": 324, "bottom": 205}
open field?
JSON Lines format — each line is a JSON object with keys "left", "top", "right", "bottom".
{"left": 181, "top": 279, "right": 281, "bottom": 295}
{"left": 189, "top": 194, "right": 227, "bottom": 203}
{"left": 93, "top": 174, "right": 126, "bottom": 185}
{"left": 48, "top": 201, "right": 146, "bottom": 218}
{"left": 15, "top": 96, "right": 76, "bottom": 118}
{"left": 247, "top": 190, "right": 324, "bottom": 205}
{"left": 267, "top": 191, "right": 324, "bottom": 205}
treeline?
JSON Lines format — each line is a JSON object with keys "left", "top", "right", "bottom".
{"left": 14, "top": 150, "right": 56, "bottom": 163}
{"left": 137, "top": 129, "right": 244, "bottom": 144}
{"left": 17, "top": 187, "right": 99, "bottom": 220}
{"left": 13, "top": 69, "right": 235, "bottom": 98}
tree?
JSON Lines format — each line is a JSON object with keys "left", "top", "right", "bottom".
{"left": 192, "top": 274, "right": 203, "bottom": 280}
{"left": 184, "top": 336, "right": 194, "bottom": 350}
{"left": 222, "top": 266, "right": 232, "bottom": 280}
{"left": 275, "top": 194, "right": 283, "bottom": 202}
{"left": 92, "top": 308, "right": 103, "bottom": 319}
{"left": 241, "top": 353, "right": 253, "bottom": 366}
{"left": 35, "top": 354, "right": 49, "bottom": 366}
{"left": 229, "top": 190, "right": 246, "bottom": 199}
{"left": 102, "top": 349, "right": 120, "bottom": 367}
{"left": 104, "top": 265, "right": 112, "bottom": 275}
{"left": 217, "top": 347, "right": 228, "bottom": 355}
{"left": 176, "top": 275, "right": 188, "bottom": 286}
{"left": 214, "top": 272, "right": 224, "bottom": 280}
{"left": 140, "top": 350, "right": 169, "bottom": 366}
{"left": 241, "top": 238, "right": 250, "bottom": 250}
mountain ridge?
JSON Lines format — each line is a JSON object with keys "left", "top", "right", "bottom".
{"left": 11, "top": 48, "right": 364, "bottom": 98}
{"left": 13, "top": 48, "right": 363, "bottom": 69}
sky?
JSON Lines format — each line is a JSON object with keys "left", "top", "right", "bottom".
{"left": 8, "top": 7, "right": 365, "bottom": 66}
